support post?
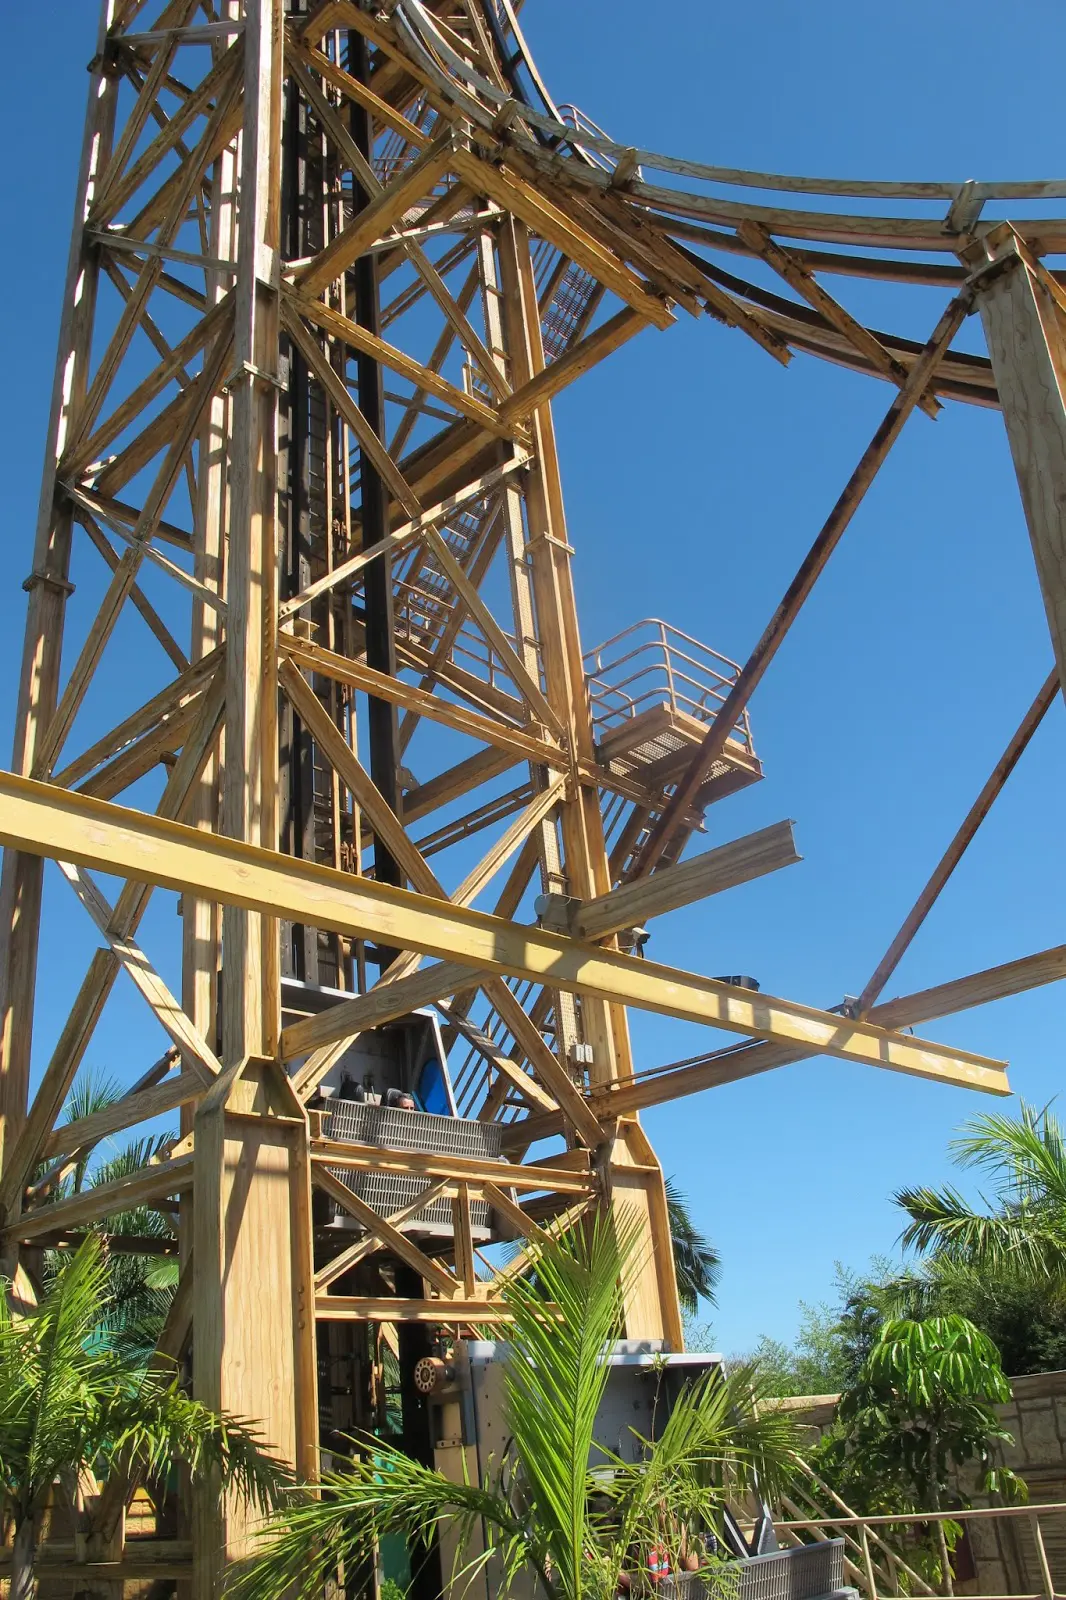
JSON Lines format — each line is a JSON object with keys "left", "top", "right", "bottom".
{"left": 193, "top": 4, "right": 317, "bottom": 1591}
{"left": 969, "top": 224, "right": 1066, "bottom": 701}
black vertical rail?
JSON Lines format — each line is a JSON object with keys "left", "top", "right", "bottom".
{"left": 279, "top": 33, "right": 319, "bottom": 982}
{"left": 348, "top": 30, "right": 402, "bottom": 924}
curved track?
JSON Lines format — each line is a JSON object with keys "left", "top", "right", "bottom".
{"left": 394, "top": 0, "right": 1066, "bottom": 406}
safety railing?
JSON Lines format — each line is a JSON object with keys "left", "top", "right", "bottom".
{"left": 773, "top": 1501, "right": 1066, "bottom": 1600}
{"left": 392, "top": 575, "right": 540, "bottom": 711}
{"left": 557, "top": 102, "right": 640, "bottom": 181}
{"left": 584, "top": 619, "right": 755, "bottom": 757}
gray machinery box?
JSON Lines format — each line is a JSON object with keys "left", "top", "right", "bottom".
{"left": 427, "top": 1340, "right": 725, "bottom": 1600}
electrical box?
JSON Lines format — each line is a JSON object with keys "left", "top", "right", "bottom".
{"left": 426, "top": 1340, "right": 725, "bottom": 1600}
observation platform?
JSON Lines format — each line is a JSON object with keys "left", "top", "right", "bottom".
{"left": 584, "top": 620, "right": 763, "bottom": 804}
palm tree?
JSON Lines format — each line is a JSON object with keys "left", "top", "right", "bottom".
{"left": 230, "top": 1216, "right": 798, "bottom": 1600}
{"left": 666, "top": 1178, "right": 721, "bottom": 1312}
{"left": 895, "top": 1101, "right": 1066, "bottom": 1283}
{"left": 0, "top": 1234, "right": 290, "bottom": 1600}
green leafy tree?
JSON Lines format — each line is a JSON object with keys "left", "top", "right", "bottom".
{"left": 665, "top": 1178, "right": 721, "bottom": 1313}
{"left": 730, "top": 1270, "right": 882, "bottom": 1398}
{"left": 813, "top": 1315, "right": 1025, "bottom": 1581}
{"left": 230, "top": 1218, "right": 800, "bottom": 1600}
{"left": 880, "top": 1256, "right": 1066, "bottom": 1377}
{"left": 0, "top": 1234, "right": 290, "bottom": 1600}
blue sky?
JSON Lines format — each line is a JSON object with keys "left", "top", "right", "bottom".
{"left": 3, "top": 0, "right": 1066, "bottom": 1353}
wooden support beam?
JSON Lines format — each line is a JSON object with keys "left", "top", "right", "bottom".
{"left": 856, "top": 666, "right": 1059, "bottom": 1013}
{"left": 450, "top": 147, "right": 675, "bottom": 330}
{"left": 287, "top": 34, "right": 510, "bottom": 400}
{"left": 312, "top": 1165, "right": 462, "bottom": 1297}
{"left": 562, "top": 937, "right": 1066, "bottom": 1130}
{"left": 66, "top": 291, "right": 234, "bottom": 477}
{"left": 281, "top": 635, "right": 564, "bottom": 768}
{"left": 42, "top": 1072, "right": 201, "bottom": 1163}
{"left": 316, "top": 1295, "right": 516, "bottom": 1323}
{"left": 737, "top": 221, "right": 940, "bottom": 417}
{"left": 282, "top": 305, "right": 423, "bottom": 518}
{"left": 868, "top": 945, "right": 1066, "bottom": 1031}
{"left": 574, "top": 820, "right": 800, "bottom": 939}
{"left": 288, "top": 33, "right": 425, "bottom": 146}
{"left": 76, "top": 697, "right": 205, "bottom": 803}
{"left": 277, "top": 453, "right": 529, "bottom": 621}
{"left": 35, "top": 327, "right": 233, "bottom": 778}
{"left": 421, "top": 526, "right": 564, "bottom": 737}
{"left": 483, "top": 977, "right": 604, "bottom": 1147}
{"left": 6, "top": 1152, "right": 194, "bottom": 1242}
{"left": 0, "top": 1554, "right": 192, "bottom": 1583}
{"left": 452, "top": 1184, "right": 477, "bottom": 1296}
{"left": 0, "top": 773, "right": 1011, "bottom": 1096}
{"left": 286, "top": 289, "right": 514, "bottom": 439}
{"left": 497, "top": 308, "right": 648, "bottom": 421}
{"left": 632, "top": 290, "right": 972, "bottom": 876}
{"left": 57, "top": 864, "right": 222, "bottom": 1083}
{"left": 50, "top": 649, "right": 221, "bottom": 791}
{"left": 968, "top": 226, "right": 1066, "bottom": 703}
{"left": 77, "top": 514, "right": 189, "bottom": 674}
{"left": 279, "top": 657, "right": 445, "bottom": 897}
{"left": 314, "top": 1180, "right": 451, "bottom": 1290}
{"left": 29, "top": 1047, "right": 178, "bottom": 1198}
{"left": 0, "top": 951, "right": 120, "bottom": 1220}
{"left": 311, "top": 1141, "right": 594, "bottom": 1193}
{"left": 481, "top": 1180, "right": 555, "bottom": 1249}
{"left": 286, "top": 960, "right": 475, "bottom": 1073}
{"left": 402, "top": 744, "right": 521, "bottom": 824}
{"left": 483, "top": 1197, "right": 597, "bottom": 1291}
{"left": 435, "top": 1004, "right": 557, "bottom": 1113}
{"left": 288, "top": 782, "right": 557, "bottom": 1090}
{"left": 450, "top": 777, "right": 566, "bottom": 906}
{"left": 0, "top": 675, "right": 222, "bottom": 1218}
{"left": 295, "top": 131, "right": 457, "bottom": 297}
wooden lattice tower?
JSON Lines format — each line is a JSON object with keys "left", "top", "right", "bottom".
{"left": 5, "top": 0, "right": 1066, "bottom": 1590}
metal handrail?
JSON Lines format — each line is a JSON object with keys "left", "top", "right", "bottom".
{"left": 584, "top": 619, "right": 754, "bottom": 754}
{"left": 775, "top": 1497, "right": 1066, "bottom": 1600}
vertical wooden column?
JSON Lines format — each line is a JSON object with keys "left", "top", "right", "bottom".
{"left": 496, "top": 217, "right": 682, "bottom": 1347}
{"left": 0, "top": 0, "right": 119, "bottom": 1185}
{"left": 193, "top": 5, "right": 316, "bottom": 1591}
{"left": 970, "top": 225, "right": 1066, "bottom": 699}
{"left": 220, "top": 0, "right": 281, "bottom": 1066}
{"left": 183, "top": 9, "right": 240, "bottom": 1066}
{"left": 475, "top": 229, "right": 580, "bottom": 1062}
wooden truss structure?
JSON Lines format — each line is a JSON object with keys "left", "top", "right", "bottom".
{"left": 4, "top": 0, "right": 1066, "bottom": 1587}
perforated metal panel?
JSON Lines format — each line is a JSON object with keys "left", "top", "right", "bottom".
{"left": 322, "top": 1099, "right": 504, "bottom": 1236}
{"left": 658, "top": 1544, "right": 848, "bottom": 1600}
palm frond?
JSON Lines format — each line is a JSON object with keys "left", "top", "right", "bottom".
{"left": 666, "top": 1178, "right": 720, "bottom": 1312}
{"left": 950, "top": 1102, "right": 1066, "bottom": 1210}
{"left": 229, "top": 1447, "right": 530, "bottom": 1600}
{"left": 605, "top": 1361, "right": 800, "bottom": 1562}
{"left": 0, "top": 1235, "right": 287, "bottom": 1538}
{"left": 502, "top": 1211, "right": 642, "bottom": 1600}
{"left": 23, "top": 1232, "right": 112, "bottom": 1498}
{"left": 102, "top": 1376, "right": 292, "bottom": 1512}
{"left": 61, "top": 1069, "right": 123, "bottom": 1128}
{"left": 895, "top": 1185, "right": 1066, "bottom": 1280}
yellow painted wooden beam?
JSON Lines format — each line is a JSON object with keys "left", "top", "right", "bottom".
{"left": 316, "top": 1296, "right": 518, "bottom": 1323}
{"left": 0, "top": 771, "right": 1010, "bottom": 1097}
{"left": 310, "top": 1142, "right": 594, "bottom": 1194}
